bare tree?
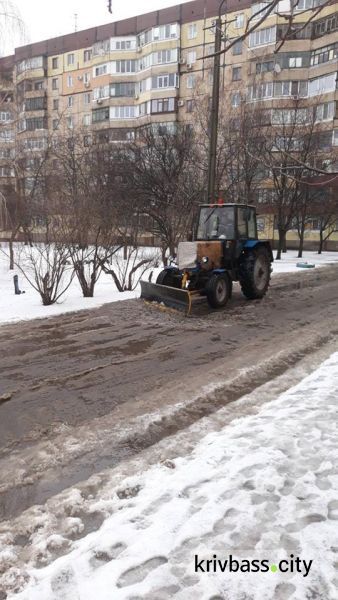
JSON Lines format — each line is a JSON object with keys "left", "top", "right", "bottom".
{"left": 0, "top": 1, "right": 26, "bottom": 56}
{"left": 206, "top": 0, "right": 333, "bottom": 60}
{"left": 101, "top": 211, "right": 161, "bottom": 292}
{"left": 4, "top": 218, "right": 74, "bottom": 306}
{"left": 312, "top": 190, "right": 338, "bottom": 254}
{"left": 123, "top": 124, "right": 203, "bottom": 264}
{"left": 53, "top": 129, "right": 129, "bottom": 297}
{"left": 4, "top": 134, "right": 52, "bottom": 268}
{"left": 258, "top": 97, "right": 330, "bottom": 259}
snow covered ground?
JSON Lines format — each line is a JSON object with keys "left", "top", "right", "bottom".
{"left": 270, "top": 250, "right": 338, "bottom": 274}
{"left": 4, "top": 352, "right": 338, "bottom": 600}
{"left": 0, "top": 244, "right": 337, "bottom": 326}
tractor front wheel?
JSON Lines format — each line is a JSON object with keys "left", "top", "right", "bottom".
{"left": 156, "top": 269, "right": 181, "bottom": 288}
{"left": 239, "top": 247, "right": 271, "bottom": 300}
{"left": 206, "top": 274, "right": 231, "bottom": 309}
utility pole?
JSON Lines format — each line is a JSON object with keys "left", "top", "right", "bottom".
{"left": 207, "top": 1, "right": 226, "bottom": 204}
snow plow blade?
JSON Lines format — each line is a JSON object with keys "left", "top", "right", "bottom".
{"left": 140, "top": 281, "right": 192, "bottom": 315}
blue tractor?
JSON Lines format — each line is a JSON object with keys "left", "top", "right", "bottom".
{"left": 141, "top": 203, "right": 273, "bottom": 315}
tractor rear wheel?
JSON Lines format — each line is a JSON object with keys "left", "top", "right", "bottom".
{"left": 156, "top": 269, "right": 181, "bottom": 288}
{"left": 239, "top": 247, "right": 271, "bottom": 300}
{"left": 206, "top": 274, "right": 231, "bottom": 309}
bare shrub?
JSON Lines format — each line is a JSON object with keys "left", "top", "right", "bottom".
{"left": 15, "top": 239, "right": 74, "bottom": 306}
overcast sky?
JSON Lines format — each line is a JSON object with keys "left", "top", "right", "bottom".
{"left": 2, "top": 0, "right": 194, "bottom": 55}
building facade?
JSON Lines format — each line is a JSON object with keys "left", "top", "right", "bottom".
{"left": 0, "top": 0, "right": 337, "bottom": 246}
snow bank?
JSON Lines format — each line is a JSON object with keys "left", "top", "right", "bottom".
{"left": 7, "top": 353, "right": 338, "bottom": 600}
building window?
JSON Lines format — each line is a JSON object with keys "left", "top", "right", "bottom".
{"left": 52, "top": 78, "right": 59, "bottom": 90}
{"left": 256, "top": 217, "right": 266, "bottom": 232}
{"left": 0, "top": 111, "right": 11, "bottom": 121}
{"left": 83, "top": 114, "right": 91, "bottom": 126}
{"left": 272, "top": 108, "right": 308, "bottom": 125}
{"left": 232, "top": 40, "right": 242, "bottom": 55}
{"left": 234, "top": 13, "right": 244, "bottom": 28}
{"left": 295, "top": 0, "right": 314, "bottom": 9}
{"left": 256, "top": 60, "right": 274, "bottom": 73}
{"left": 84, "top": 72, "right": 90, "bottom": 85}
{"left": 187, "top": 50, "right": 196, "bottom": 64}
{"left": 0, "top": 167, "right": 14, "bottom": 177}
{"left": 315, "top": 101, "right": 335, "bottom": 122}
{"left": 232, "top": 66, "right": 241, "bottom": 81}
{"left": 252, "top": 2, "right": 276, "bottom": 20}
{"left": 23, "top": 137, "right": 46, "bottom": 150}
{"left": 151, "top": 48, "right": 178, "bottom": 66}
{"left": 17, "top": 56, "right": 43, "bottom": 73}
{"left": 274, "top": 80, "right": 308, "bottom": 97}
{"left": 52, "top": 57, "right": 59, "bottom": 69}
{"left": 24, "top": 97, "right": 45, "bottom": 111}
{"left": 84, "top": 49, "right": 92, "bottom": 62}
{"left": 83, "top": 92, "right": 91, "bottom": 105}
{"left": 187, "top": 74, "right": 196, "bottom": 89}
{"left": 110, "top": 105, "right": 136, "bottom": 119}
{"left": 111, "top": 38, "right": 137, "bottom": 51}
{"left": 188, "top": 23, "right": 197, "bottom": 39}
{"left": 67, "top": 53, "right": 75, "bottom": 66}
{"left": 53, "top": 98, "right": 59, "bottom": 110}
{"left": 137, "top": 24, "right": 178, "bottom": 47}
{"left": 186, "top": 99, "right": 194, "bottom": 113}
{"left": 151, "top": 97, "right": 175, "bottom": 113}
{"left": 308, "top": 73, "right": 336, "bottom": 96}
{"left": 67, "top": 75, "right": 73, "bottom": 87}
{"left": 92, "top": 40, "right": 110, "bottom": 56}
{"left": 110, "top": 82, "right": 136, "bottom": 97}
{"left": 249, "top": 26, "right": 276, "bottom": 48}
{"left": 0, "top": 147, "right": 13, "bottom": 158}
{"left": 92, "top": 107, "right": 110, "bottom": 122}
{"left": 313, "top": 14, "right": 338, "bottom": 38}
{"left": 256, "top": 189, "right": 276, "bottom": 204}
{"left": 93, "top": 85, "right": 109, "bottom": 100}
{"left": 115, "top": 60, "right": 136, "bottom": 73}
{"left": 0, "top": 129, "right": 14, "bottom": 141}
{"left": 248, "top": 82, "right": 273, "bottom": 100}
{"left": 26, "top": 117, "right": 46, "bottom": 131}
{"left": 52, "top": 118, "right": 59, "bottom": 130}
{"left": 310, "top": 43, "right": 338, "bottom": 66}
{"left": 333, "top": 130, "right": 338, "bottom": 146}
{"left": 68, "top": 96, "right": 74, "bottom": 107}
{"left": 154, "top": 73, "right": 178, "bottom": 88}
{"left": 66, "top": 116, "right": 74, "bottom": 128}
{"left": 289, "top": 56, "right": 303, "bottom": 68}
{"left": 94, "top": 64, "right": 108, "bottom": 77}
{"left": 231, "top": 92, "right": 241, "bottom": 107}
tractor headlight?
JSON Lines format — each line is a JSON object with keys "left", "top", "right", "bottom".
{"left": 202, "top": 256, "right": 209, "bottom": 264}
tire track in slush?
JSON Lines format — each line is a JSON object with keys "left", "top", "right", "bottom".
{"left": 0, "top": 324, "right": 336, "bottom": 521}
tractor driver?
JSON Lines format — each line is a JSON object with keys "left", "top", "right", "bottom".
{"left": 210, "top": 208, "right": 235, "bottom": 240}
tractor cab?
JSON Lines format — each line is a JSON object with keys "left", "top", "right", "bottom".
{"left": 196, "top": 203, "right": 258, "bottom": 242}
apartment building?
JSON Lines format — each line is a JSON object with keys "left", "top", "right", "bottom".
{"left": 0, "top": 0, "right": 337, "bottom": 245}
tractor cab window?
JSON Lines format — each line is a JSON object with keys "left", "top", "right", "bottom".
{"left": 237, "top": 206, "right": 257, "bottom": 239}
{"left": 197, "top": 206, "right": 235, "bottom": 240}
{"left": 237, "top": 208, "right": 247, "bottom": 238}
{"left": 247, "top": 208, "right": 257, "bottom": 238}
